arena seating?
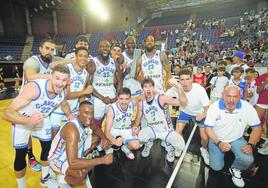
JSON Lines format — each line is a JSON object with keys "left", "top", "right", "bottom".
{"left": 0, "top": 36, "right": 25, "bottom": 61}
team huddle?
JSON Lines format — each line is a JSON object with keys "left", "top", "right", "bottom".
{"left": 2, "top": 35, "right": 265, "bottom": 188}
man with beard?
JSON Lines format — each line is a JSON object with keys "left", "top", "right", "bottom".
{"left": 87, "top": 40, "right": 122, "bottom": 127}
{"left": 21, "top": 37, "right": 60, "bottom": 172}
{"left": 2, "top": 64, "right": 73, "bottom": 187}
{"left": 205, "top": 85, "right": 262, "bottom": 187}
{"left": 122, "top": 36, "right": 142, "bottom": 97}
{"left": 135, "top": 35, "right": 171, "bottom": 94}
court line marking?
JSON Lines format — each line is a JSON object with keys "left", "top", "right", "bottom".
{"left": 166, "top": 123, "right": 198, "bottom": 188}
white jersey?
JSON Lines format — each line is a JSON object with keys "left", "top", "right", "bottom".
{"left": 22, "top": 55, "right": 52, "bottom": 87}
{"left": 48, "top": 118, "right": 92, "bottom": 162}
{"left": 92, "top": 56, "right": 116, "bottom": 95}
{"left": 110, "top": 100, "right": 135, "bottom": 129}
{"left": 142, "top": 95, "right": 172, "bottom": 132}
{"left": 122, "top": 51, "right": 141, "bottom": 96}
{"left": 141, "top": 50, "right": 164, "bottom": 93}
{"left": 66, "top": 63, "right": 88, "bottom": 112}
{"left": 18, "top": 79, "right": 65, "bottom": 119}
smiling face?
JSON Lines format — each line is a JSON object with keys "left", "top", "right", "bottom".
{"left": 125, "top": 37, "right": 136, "bottom": 54}
{"left": 75, "top": 49, "right": 89, "bottom": 69}
{"left": 111, "top": 46, "right": 121, "bottom": 61}
{"left": 51, "top": 71, "right": 69, "bottom": 94}
{"left": 98, "top": 40, "right": 110, "bottom": 60}
{"left": 78, "top": 103, "right": 94, "bottom": 127}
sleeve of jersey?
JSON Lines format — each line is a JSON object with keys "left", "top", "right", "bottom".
{"left": 246, "top": 103, "right": 261, "bottom": 128}
{"left": 23, "top": 57, "right": 40, "bottom": 73}
{"left": 204, "top": 104, "right": 217, "bottom": 128}
{"left": 200, "top": 86, "right": 210, "bottom": 106}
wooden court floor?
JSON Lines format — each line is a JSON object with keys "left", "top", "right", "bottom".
{"left": 0, "top": 99, "right": 42, "bottom": 188}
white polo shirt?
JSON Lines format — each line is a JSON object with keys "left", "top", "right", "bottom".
{"left": 205, "top": 99, "right": 260, "bottom": 143}
{"left": 180, "top": 83, "right": 210, "bottom": 115}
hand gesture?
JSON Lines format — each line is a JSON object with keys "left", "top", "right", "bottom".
{"left": 83, "top": 85, "right": 94, "bottom": 95}
{"left": 29, "top": 111, "right": 44, "bottom": 127}
{"left": 219, "top": 142, "right": 231, "bottom": 152}
{"left": 241, "top": 144, "right": 253, "bottom": 155}
{"left": 132, "top": 126, "right": 140, "bottom": 135}
{"left": 102, "top": 96, "right": 111, "bottom": 104}
{"left": 101, "top": 138, "right": 111, "bottom": 150}
{"left": 168, "top": 78, "right": 179, "bottom": 88}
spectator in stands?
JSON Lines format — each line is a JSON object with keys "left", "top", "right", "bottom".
{"left": 65, "top": 35, "right": 90, "bottom": 60}
{"left": 193, "top": 66, "right": 206, "bottom": 87}
{"left": 210, "top": 67, "right": 229, "bottom": 103}
{"left": 229, "top": 51, "right": 249, "bottom": 74}
{"left": 204, "top": 64, "right": 214, "bottom": 99}
{"left": 205, "top": 85, "right": 261, "bottom": 188}
{"left": 0, "top": 66, "right": 5, "bottom": 92}
{"left": 229, "top": 66, "right": 248, "bottom": 100}
{"left": 213, "top": 61, "right": 231, "bottom": 79}
{"left": 172, "top": 64, "right": 181, "bottom": 82}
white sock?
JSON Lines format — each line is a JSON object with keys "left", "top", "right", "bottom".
{"left": 17, "top": 177, "right": 26, "bottom": 188}
{"left": 42, "top": 166, "right": 49, "bottom": 179}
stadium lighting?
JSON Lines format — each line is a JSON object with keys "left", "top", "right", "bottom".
{"left": 100, "top": 11, "right": 109, "bottom": 21}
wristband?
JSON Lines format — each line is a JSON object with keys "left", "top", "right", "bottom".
{"left": 216, "top": 141, "right": 222, "bottom": 147}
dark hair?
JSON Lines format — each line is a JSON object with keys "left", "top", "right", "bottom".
{"left": 40, "top": 37, "right": 56, "bottom": 47}
{"left": 217, "top": 67, "right": 226, "bottom": 72}
{"left": 217, "top": 61, "right": 227, "bottom": 66}
{"left": 231, "top": 66, "right": 244, "bottom": 74}
{"left": 141, "top": 78, "right": 154, "bottom": 88}
{"left": 75, "top": 47, "right": 89, "bottom": 56}
{"left": 178, "top": 69, "right": 192, "bottom": 78}
{"left": 204, "top": 64, "right": 212, "bottom": 68}
{"left": 245, "top": 67, "right": 255, "bottom": 74}
{"left": 254, "top": 70, "right": 259, "bottom": 77}
{"left": 75, "top": 35, "right": 89, "bottom": 45}
{"left": 174, "top": 64, "right": 181, "bottom": 68}
{"left": 110, "top": 42, "right": 122, "bottom": 50}
{"left": 79, "top": 100, "right": 93, "bottom": 109}
{"left": 118, "top": 87, "right": 131, "bottom": 96}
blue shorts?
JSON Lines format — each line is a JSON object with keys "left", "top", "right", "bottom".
{"left": 177, "top": 111, "right": 205, "bottom": 128}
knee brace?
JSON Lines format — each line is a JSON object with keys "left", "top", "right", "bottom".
{"left": 40, "top": 141, "right": 51, "bottom": 161}
{"left": 14, "top": 148, "right": 28, "bottom": 171}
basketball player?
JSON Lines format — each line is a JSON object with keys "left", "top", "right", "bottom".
{"left": 22, "top": 37, "right": 58, "bottom": 171}
{"left": 135, "top": 35, "right": 171, "bottom": 94}
{"left": 49, "top": 101, "right": 113, "bottom": 187}
{"left": 64, "top": 35, "right": 91, "bottom": 60}
{"left": 50, "top": 47, "right": 93, "bottom": 137}
{"left": 2, "top": 64, "right": 73, "bottom": 188}
{"left": 105, "top": 88, "right": 140, "bottom": 160}
{"left": 122, "top": 36, "right": 142, "bottom": 97}
{"left": 87, "top": 40, "right": 122, "bottom": 127}
{"left": 133, "top": 78, "right": 187, "bottom": 162}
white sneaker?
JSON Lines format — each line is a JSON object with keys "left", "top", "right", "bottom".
{"left": 175, "top": 149, "right": 182, "bottom": 157}
{"left": 121, "top": 145, "right": 135, "bottom": 160}
{"left": 200, "top": 147, "right": 209, "bottom": 165}
{"left": 229, "top": 168, "right": 245, "bottom": 187}
{"left": 166, "top": 149, "right": 175, "bottom": 162}
{"left": 141, "top": 141, "right": 153, "bottom": 158}
{"left": 258, "top": 146, "right": 268, "bottom": 155}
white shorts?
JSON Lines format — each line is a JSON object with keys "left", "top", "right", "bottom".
{"left": 123, "top": 78, "right": 142, "bottom": 97}
{"left": 49, "top": 134, "right": 92, "bottom": 175}
{"left": 93, "top": 93, "right": 115, "bottom": 120}
{"left": 111, "top": 128, "right": 139, "bottom": 144}
{"left": 12, "top": 116, "right": 51, "bottom": 149}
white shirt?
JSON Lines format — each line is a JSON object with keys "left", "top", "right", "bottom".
{"left": 210, "top": 76, "right": 228, "bottom": 98}
{"left": 205, "top": 99, "right": 260, "bottom": 142}
{"left": 181, "top": 83, "right": 210, "bottom": 115}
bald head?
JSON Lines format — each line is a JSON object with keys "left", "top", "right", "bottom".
{"left": 223, "top": 85, "right": 242, "bottom": 112}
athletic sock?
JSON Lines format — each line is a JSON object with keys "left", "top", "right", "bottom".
{"left": 27, "top": 148, "right": 34, "bottom": 159}
{"left": 16, "top": 177, "right": 26, "bottom": 188}
{"left": 42, "top": 166, "right": 50, "bottom": 179}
